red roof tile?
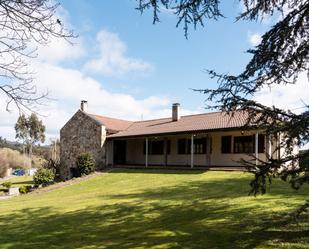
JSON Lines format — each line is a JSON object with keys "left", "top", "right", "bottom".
{"left": 88, "top": 114, "right": 133, "bottom": 132}
{"left": 106, "top": 111, "right": 251, "bottom": 138}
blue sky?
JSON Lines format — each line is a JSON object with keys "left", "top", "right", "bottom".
{"left": 59, "top": 0, "right": 266, "bottom": 108}
{"left": 1, "top": 1, "right": 308, "bottom": 142}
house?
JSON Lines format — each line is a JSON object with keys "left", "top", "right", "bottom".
{"left": 60, "top": 101, "right": 279, "bottom": 179}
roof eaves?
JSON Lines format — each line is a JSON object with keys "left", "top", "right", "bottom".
{"left": 106, "top": 126, "right": 254, "bottom": 139}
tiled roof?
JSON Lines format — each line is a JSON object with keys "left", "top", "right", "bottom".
{"left": 88, "top": 114, "right": 133, "bottom": 132}
{"left": 106, "top": 111, "right": 251, "bottom": 138}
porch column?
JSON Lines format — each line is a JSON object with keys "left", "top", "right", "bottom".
{"left": 145, "top": 137, "right": 148, "bottom": 168}
{"left": 255, "top": 132, "right": 259, "bottom": 166}
{"left": 191, "top": 134, "right": 194, "bottom": 168}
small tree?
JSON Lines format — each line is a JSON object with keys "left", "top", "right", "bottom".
{"left": 49, "top": 138, "right": 60, "bottom": 162}
{"left": 76, "top": 153, "right": 95, "bottom": 176}
{"left": 33, "top": 168, "right": 55, "bottom": 186}
{"left": 15, "top": 113, "right": 45, "bottom": 168}
{"left": 43, "top": 158, "right": 61, "bottom": 182}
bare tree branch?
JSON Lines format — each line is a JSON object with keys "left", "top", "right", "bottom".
{"left": 0, "top": 0, "right": 76, "bottom": 113}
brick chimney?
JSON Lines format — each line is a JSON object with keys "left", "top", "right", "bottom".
{"left": 80, "top": 100, "right": 88, "bottom": 112}
{"left": 172, "top": 103, "right": 180, "bottom": 121}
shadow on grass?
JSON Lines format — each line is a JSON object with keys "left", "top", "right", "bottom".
{"left": 12, "top": 180, "right": 33, "bottom": 185}
{"left": 108, "top": 168, "right": 206, "bottom": 174}
{"left": 0, "top": 176, "right": 307, "bottom": 249}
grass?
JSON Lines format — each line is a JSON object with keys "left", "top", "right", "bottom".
{"left": 0, "top": 169, "right": 308, "bottom": 249}
{"left": 0, "top": 175, "right": 33, "bottom": 195}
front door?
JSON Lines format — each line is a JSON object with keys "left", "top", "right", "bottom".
{"left": 114, "top": 140, "right": 127, "bottom": 164}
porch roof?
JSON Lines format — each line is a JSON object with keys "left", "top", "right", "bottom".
{"left": 107, "top": 111, "right": 252, "bottom": 138}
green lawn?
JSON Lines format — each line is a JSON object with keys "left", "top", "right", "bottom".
{"left": 0, "top": 170, "right": 308, "bottom": 249}
{"left": 0, "top": 175, "right": 33, "bottom": 195}
{"left": 0, "top": 175, "right": 33, "bottom": 186}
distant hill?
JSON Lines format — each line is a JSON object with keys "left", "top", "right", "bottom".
{"left": 0, "top": 137, "right": 50, "bottom": 159}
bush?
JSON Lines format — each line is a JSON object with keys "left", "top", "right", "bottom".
{"left": 76, "top": 153, "right": 95, "bottom": 176}
{"left": 43, "top": 158, "right": 61, "bottom": 182}
{"left": 33, "top": 168, "right": 55, "bottom": 186}
{"left": 1, "top": 181, "right": 12, "bottom": 189}
{"left": 19, "top": 185, "right": 31, "bottom": 194}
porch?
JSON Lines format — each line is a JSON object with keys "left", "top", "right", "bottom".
{"left": 106, "top": 130, "right": 274, "bottom": 168}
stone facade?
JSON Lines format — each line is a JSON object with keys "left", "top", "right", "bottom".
{"left": 60, "top": 110, "right": 106, "bottom": 179}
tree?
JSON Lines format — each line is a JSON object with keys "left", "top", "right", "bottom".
{"left": 0, "top": 136, "right": 7, "bottom": 147}
{"left": 0, "top": 0, "right": 75, "bottom": 112}
{"left": 137, "top": 0, "right": 309, "bottom": 215}
{"left": 15, "top": 113, "right": 45, "bottom": 168}
{"left": 49, "top": 138, "right": 60, "bottom": 162}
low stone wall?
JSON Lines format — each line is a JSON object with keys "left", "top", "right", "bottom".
{"left": 8, "top": 187, "right": 19, "bottom": 196}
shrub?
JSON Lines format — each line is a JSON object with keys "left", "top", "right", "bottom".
{"left": 1, "top": 181, "right": 12, "bottom": 189}
{"left": 19, "top": 185, "right": 31, "bottom": 194}
{"left": 43, "top": 158, "right": 61, "bottom": 182}
{"left": 33, "top": 168, "right": 55, "bottom": 186}
{"left": 76, "top": 153, "right": 95, "bottom": 176}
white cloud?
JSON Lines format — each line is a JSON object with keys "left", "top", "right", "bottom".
{"left": 0, "top": 18, "right": 196, "bottom": 144}
{"left": 254, "top": 73, "right": 309, "bottom": 150}
{"left": 254, "top": 73, "right": 309, "bottom": 113}
{"left": 35, "top": 5, "right": 85, "bottom": 64}
{"left": 83, "top": 30, "right": 154, "bottom": 76}
{"left": 248, "top": 32, "right": 262, "bottom": 46}
{"left": 37, "top": 38, "right": 85, "bottom": 64}
{"left": 0, "top": 60, "right": 197, "bottom": 142}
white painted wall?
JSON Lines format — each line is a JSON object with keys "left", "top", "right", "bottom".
{"left": 106, "top": 129, "right": 277, "bottom": 167}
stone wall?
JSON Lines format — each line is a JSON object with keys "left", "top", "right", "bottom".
{"left": 60, "top": 110, "right": 106, "bottom": 180}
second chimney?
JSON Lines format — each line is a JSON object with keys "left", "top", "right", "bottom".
{"left": 172, "top": 103, "right": 180, "bottom": 121}
{"left": 80, "top": 100, "right": 88, "bottom": 112}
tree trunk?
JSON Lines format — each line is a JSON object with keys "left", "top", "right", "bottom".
{"left": 29, "top": 143, "right": 32, "bottom": 169}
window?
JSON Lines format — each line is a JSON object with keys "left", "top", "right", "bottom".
{"left": 194, "top": 138, "right": 207, "bottom": 154}
{"left": 144, "top": 140, "right": 170, "bottom": 155}
{"left": 231, "top": 134, "right": 266, "bottom": 154}
{"left": 234, "top": 135, "right": 254, "bottom": 153}
{"left": 178, "top": 138, "right": 207, "bottom": 154}
{"left": 221, "top": 136, "right": 232, "bottom": 153}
